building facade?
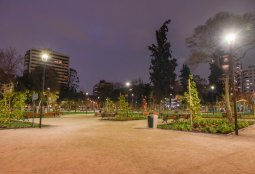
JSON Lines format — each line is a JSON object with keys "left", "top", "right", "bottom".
{"left": 242, "top": 65, "right": 255, "bottom": 93}
{"left": 24, "top": 48, "right": 69, "bottom": 85}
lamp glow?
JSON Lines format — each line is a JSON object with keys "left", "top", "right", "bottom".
{"left": 225, "top": 33, "right": 236, "bottom": 45}
{"left": 42, "top": 53, "right": 49, "bottom": 62}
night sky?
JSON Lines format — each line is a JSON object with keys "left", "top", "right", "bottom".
{"left": 1, "top": 0, "right": 255, "bottom": 92}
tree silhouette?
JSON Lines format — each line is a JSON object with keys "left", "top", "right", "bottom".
{"left": 149, "top": 19, "right": 177, "bottom": 104}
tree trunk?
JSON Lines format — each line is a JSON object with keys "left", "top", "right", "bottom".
{"left": 225, "top": 75, "right": 232, "bottom": 122}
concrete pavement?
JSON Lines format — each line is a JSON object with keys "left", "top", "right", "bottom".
{"left": 1, "top": 115, "right": 255, "bottom": 174}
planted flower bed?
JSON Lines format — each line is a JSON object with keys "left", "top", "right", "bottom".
{"left": 158, "top": 118, "right": 254, "bottom": 134}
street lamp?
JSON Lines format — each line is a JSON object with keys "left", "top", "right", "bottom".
{"left": 125, "top": 81, "right": 131, "bottom": 103}
{"left": 225, "top": 32, "right": 238, "bottom": 135}
{"left": 225, "top": 33, "right": 237, "bottom": 45}
{"left": 39, "top": 52, "right": 49, "bottom": 128}
{"left": 210, "top": 85, "right": 215, "bottom": 114}
{"left": 131, "top": 93, "right": 134, "bottom": 108}
{"left": 125, "top": 82, "right": 131, "bottom": 87}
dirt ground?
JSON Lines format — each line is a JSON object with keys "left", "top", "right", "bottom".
{"left": 1, "top": 115, "right": 255, "bottom": 174}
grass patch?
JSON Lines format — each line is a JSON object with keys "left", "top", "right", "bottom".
{"left": 158, "top": 119, "right": 254, "bottom": 134}
{"left": 201, "top": 113, "right": 223, "bottom": 118}
{"left": 103, "top": 113, "right": 146, "bottom": 121}
{"left": 0, "top": 120, "right": 47, "bottom": 129}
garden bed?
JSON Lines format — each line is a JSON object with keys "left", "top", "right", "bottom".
{"left": 0, "top": 120, "right": 47, "bottom": 129}
{"left": 157, "top": 118, "right": 254, "bottom": 134}
{"left": 102, "top": 115, "right": 146, "bottom": 121}
{"left": 25, "top": 112, "right": 62, "bottom": 118}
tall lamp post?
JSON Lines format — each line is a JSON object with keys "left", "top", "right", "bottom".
{"left": 85, "top": 92, "right": 89, "bottom": 113}
{"left": 39, "top": 53, "right": 49, "bottom": 128}
{"left": 210, "top": 85, "right": 215, "bottom": 114}
{"left": 225, "top": 33, "right": 238, "bottom": 135}
{"left": 125, "top": 81, "right": 131, "bottom": 103}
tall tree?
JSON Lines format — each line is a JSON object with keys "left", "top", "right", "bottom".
{"left": 179, "top": 64, "right": 191, "bottom": 94}
{"left": 130, "top": 79, "right": 151, "bottom": 108}
{"left": 149, "top": 20, "right": 177, "bottom": 104}
{"left": 186, "top": 12, "right": 255, "bottom": 122}
{"left": 28, "top": 66, "right": 60, "bottom": 92}
{"left": 208, "top": 63, "right": 224, "bottom": 100}
{"left": 68, "top": 68, "right": 79, "bottom": 92}
{"left": 186, "top": 12, "right": 255, "bottom": 65}
{"left": 193, "top": 75, "right": 208, "bottom": 104}
{"left": 93, "top": 80, "right": 114, "bottom": 105}
{"left": 58, "top": 68, "right": 81, "bottom": 103}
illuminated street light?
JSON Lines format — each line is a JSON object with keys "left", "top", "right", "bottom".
{"left": 225, "top": 32, "right": 238, "bottom": 135}
{"left": 125, "top": 82, "right": 131, "bottom": 87}
{"left": 225, "top": 33, "right": 236, "bottom": 45}
{"left": 210, "top": 85, "right": 215, "bottom": 114}
{"left": 39, "top": 52, "right": 49, "bottom": 128}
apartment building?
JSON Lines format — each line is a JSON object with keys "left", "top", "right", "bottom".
{"left": 24, "top": 48, "right": 69, "bottom": 85}
{"left": 242, "top": 65, "right": 255, "bottom": 93}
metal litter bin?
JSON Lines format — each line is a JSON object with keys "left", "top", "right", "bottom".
{"left": 147, "top": 114, "right": 158, "bottom": 128}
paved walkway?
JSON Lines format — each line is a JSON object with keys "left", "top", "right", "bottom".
{"left": 1, "top": 115, "right": 255, "bottom": 174}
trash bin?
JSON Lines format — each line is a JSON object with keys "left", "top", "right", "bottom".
{"left": 147, "top": 114, "right": 158, "bottom": 128}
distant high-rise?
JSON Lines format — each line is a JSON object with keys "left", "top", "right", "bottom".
{"left": 242, "top": 65, "right": 255, "bottom": 93}
{"left": 24, "top": 48, "right": 69, "bottom": 85}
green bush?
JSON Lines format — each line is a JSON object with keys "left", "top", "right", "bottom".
{"left": 102, "top": 112, "right": 146, "bottom": 121}
{"left": 158, "top": 118, "right": 254, "bottom": 134}
{"left": 0, "top": 120, "right": 44, "bottom": 129}
{"left": 104, "top": 115, "right": 146, "bottom": 121}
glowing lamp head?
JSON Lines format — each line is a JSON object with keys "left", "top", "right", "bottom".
{"left": 210, "top": 86, "right": 215, "bottom": 90}
{"left": 225, "top": 33, "right": 236, "bottom": 45}
{"left": 41, "top": 53, "right": 49, "bottom": 62}
{"left": 126, "top": 82, "right": 131, "bottom": 87}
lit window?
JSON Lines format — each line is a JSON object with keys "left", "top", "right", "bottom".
{"left": 54, "top": 60, "right": 62, "bottom": 64}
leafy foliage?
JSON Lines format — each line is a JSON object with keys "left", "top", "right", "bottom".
{"left": 93, "top": 80, "right": 114, "bottom": 104}
{"left": 0, "top": 89, "right": 27, "bottom": 123}
{"left": 21, "top": 66, "right": 60, "bottom": 92}
{"left": 0, "top": 120, "right": 43, "bottom": 129}
{"left": 105, "top": 98, "right": 115, "bottom": 112}
{"left": 186, "top": 12, "right": 255, "bottom": 64}
{"left": 193, "top": 75, "right": 208, "bottom": 104}
{"left": 68, "top": 68, "right": 79, "bottom": 92}
{"left": 184, "top": 75, "right": 201, "bottom": 117}
{"left": 118, "top": 95, "right": 129, "bottom": 117}
{"left": 158, "top": 119, "right": 253, "bottom": 134}
{"left": 179, "top": 64, "right": 191, "bottom": 94}
{"left": 149, "top": 20, "right": 177, "bottom": 104}
{"left": 208, "top": 63, "right": 224, "bottom": 100}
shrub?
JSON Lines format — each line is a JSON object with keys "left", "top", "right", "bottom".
{"left": 158, "top": 118, "right": 254, "bottom": 134}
